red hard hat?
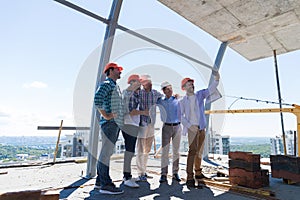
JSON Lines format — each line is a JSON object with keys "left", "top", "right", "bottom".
{"left": 103, "top": 62, "right": 123, "bottom": 73}
{"left": 181, "top": 77, "right": 194, "bottom": 90}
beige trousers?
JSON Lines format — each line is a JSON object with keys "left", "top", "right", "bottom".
{"left": 186, "top": 126, "right": 206, "bottom": 180}
{"left": 136, "top": 125, "right": 154, "bottom": 176}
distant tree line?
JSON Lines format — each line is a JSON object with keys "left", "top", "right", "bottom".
{"left": 0, "top": 144, "right": 53, "bottom": 161}
{"left": 230, "top": 144, "right": 270, "bottom": 158}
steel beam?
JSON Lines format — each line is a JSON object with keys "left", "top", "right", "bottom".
{"left": 54, "top": 0, "right": 109, "bottom": 24}
{"left": 116, "top": 25, "right": 215, "bottom": 71}
{"left": 37, "top": 126, "right": 90, "bottom": 130}
{"left": 203, "top": 42, "right": 227, "bottom": 159}
{"left": 54, "top": 0, "right": 216, "bottom": 71}
{"left": 86, "top": 0, "right": 123, "bottom": 178}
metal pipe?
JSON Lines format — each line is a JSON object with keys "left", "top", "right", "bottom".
{"left": 54, "top": 0, "right": 109, "bottom": 24}
{"left": 54, "top": 0, "right": 216, "bottom": 71}
{"left": 86, "top": 0, "right": 124, "bottom": 178}
{"left": 203, "top": 42, "right": 227, "bottom": 161}
{"left": 273, "top": 50, "right": 287, "bottom": 155}
{"left": 116, "top": 25, "right": 215, "bottom": 71}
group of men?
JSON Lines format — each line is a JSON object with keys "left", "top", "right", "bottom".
{"left": 93, "top": 62, "right": 220, "bottom": 195}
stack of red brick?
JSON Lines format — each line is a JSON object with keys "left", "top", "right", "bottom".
{"left": 229, "top": 151, "right": 269, "bottom": 189}
{"left": 270, "top": 155, "right": 300, "bottom": 182}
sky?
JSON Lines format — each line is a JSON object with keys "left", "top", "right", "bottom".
{"left": 0, "top": 0, "right": 300, "bottom": 138}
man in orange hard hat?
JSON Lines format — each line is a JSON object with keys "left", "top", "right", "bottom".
{"left": 121, "top": 74, "right": 149, "bottom": 188}
{"left": 179, "top": 72, "right": 220, "bottom": 188}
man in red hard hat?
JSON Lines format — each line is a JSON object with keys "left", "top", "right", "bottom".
{"left": 179, "top": 72, "right": 220, "bottom": 188}
{"left": 94, "top": 62, "right": 124, "bottom": 195}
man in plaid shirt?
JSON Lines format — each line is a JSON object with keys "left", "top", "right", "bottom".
{"left": 94, "top": 62, "right": 124, "bottom": 195}
{"left": 136, "top": 74, "right": 163, "bottom": 181}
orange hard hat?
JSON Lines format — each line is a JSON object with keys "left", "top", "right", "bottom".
{"left": 181, "top": 77, "right": 194, "bottom": 90}
{"left": 103, "top": 62, "right": 123, "bottom": 73}
{"left": 127, "top": 74, "right": 140, "bottom": 84}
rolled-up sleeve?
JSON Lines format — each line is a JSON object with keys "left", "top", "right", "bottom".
{"left": 94, "top": 83, "right": 110, "bottom": 111}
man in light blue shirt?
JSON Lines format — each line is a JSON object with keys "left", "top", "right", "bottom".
{"left": 179, "top": 72, "right": 220, "bottom": 188}
{"left": 157, "top": 81, "right": 181, "bottom": 183}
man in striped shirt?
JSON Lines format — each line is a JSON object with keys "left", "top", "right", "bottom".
{"left": 94, "top": 62, "right": 124, "bottom": 195}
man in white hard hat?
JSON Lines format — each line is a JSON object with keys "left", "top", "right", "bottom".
{"left": 157, "top": 81, "right": 181, "bottom": 183}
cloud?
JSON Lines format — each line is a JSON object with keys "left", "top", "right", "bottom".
{"left": 0, "top": 111, "right": 10, "bottom": 118}
{"left": 0, "top": 108, "right": 10, "bottom": 118}
{"left": 22, "top": 81, "right": 48, "bottom": 89}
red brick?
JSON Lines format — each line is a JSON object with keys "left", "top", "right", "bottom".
{"left": 271, "top": 169, "right": 300, "bottom": 182}
{"left": 229, "top": 168, "right": 269, "bottom": 188}
{"left": 270, "top": 155, "right": 300, "bottom": 173}
{"left": 229, "top": 151, "right": 260, "bottom": 163}
{"left": 261, "top": 169, "right": 269, "bottom": 186}
{"left": 229, "top": 159, "right": 260, "bottom": 172}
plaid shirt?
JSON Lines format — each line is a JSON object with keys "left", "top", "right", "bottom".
{"left": 138, "top": 89, "right": 163, "bottom": 126}
{"left": 94, "top": 78, "right": 123, "bottom": 126}
{"left": 123, "top": 89, "right": 139, "bottom": 114}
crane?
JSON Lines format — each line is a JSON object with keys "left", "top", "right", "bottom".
{"left": 205, "top": 104, "right": 300, "bottom": 155}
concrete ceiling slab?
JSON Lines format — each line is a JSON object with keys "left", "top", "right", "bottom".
{"left": 158, "top": 0, "right": 300, "bottom": 61}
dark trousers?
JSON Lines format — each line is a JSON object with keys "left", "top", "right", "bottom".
{"left": 122, "top": 124, "right": 139, "bottom": 180}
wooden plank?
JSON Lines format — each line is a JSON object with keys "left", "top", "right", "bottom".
{"left": 0, "top": 190, "right": 41, "bottom": 200}
{"left": 198, "top": 179, "right": 276, "bottom": 199}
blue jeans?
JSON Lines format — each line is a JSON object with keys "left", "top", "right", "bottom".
{"left": 96, "top": 121, "right": 120, "bottom": 187}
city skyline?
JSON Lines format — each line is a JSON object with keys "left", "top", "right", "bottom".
{"left": 1, "top": 0, "right": 299, "bottom": 137}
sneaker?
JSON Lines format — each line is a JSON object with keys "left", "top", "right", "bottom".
{"left": 94, "top": 184, "right": 101, "bottom": 190}
{"left": 145, "top": 173, "right": 153, "bottom": 179}
{"left": 123, "top": 178, "right": 140, "bottom": 188}
{"left": 186, "top": 179, "right": 195, "bottom": 188}
{"left": 159, "top": 175, "right": 167, "bottom": 183}
{"left": 195, "top": 173, "right": 205, "bottom": 179}
{"left": 172, "top": 174, "right": 181, "bottom": 182}
{"left": 136, "top": 175, "right": 147, "bottom": 182}
{"left": 99, "top": 183, "right": 124, "bottom": 195}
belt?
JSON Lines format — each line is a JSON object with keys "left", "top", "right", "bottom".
{"left": 164, "top": 122, "right": 180, "bottom": 126}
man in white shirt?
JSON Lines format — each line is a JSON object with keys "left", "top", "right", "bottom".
{"left": 179, "top": 72, "right": 220, "bottom": 188}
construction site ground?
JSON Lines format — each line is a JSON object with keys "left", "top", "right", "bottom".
{"left": 0, "top": 154, "right": 299, "bottom": 200}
